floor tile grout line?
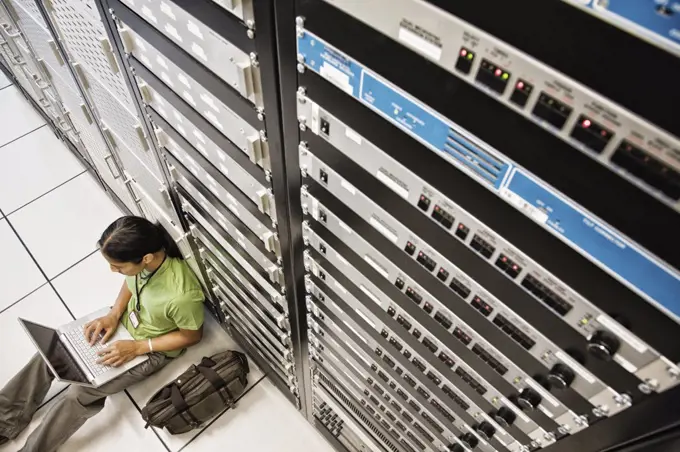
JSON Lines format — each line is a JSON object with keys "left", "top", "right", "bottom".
{"left": 49, "top": 248, "right": 99, "bottom": 282}
{"left": 123, "top": 390, "right": 172, "bottom": 452}
{"left": 0, "top": 84, "right": 12, "bottom": 92}
{"left": 6, "top": 170, "right": 88, "bottom": 217}
{"left": 0, "top": 124, "right": 46, "bottom": 151}
{"left": 0, "top": 208, "right": 76, "bottom": 321}
{"left": 176, "top": 373, "right": 268, "bottom": 452}
{"left": 0, "top": 282, "right": 49, "bottom": 316}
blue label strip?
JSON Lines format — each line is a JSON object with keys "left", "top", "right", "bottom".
{"left": 297, "top": 32, "right": 510, "bottom": 189}
{"left": 297, "top": 31, "right": 680, "bottom": 319}
{"left": 581, "top": 0, "right": 680, "bottom": 47}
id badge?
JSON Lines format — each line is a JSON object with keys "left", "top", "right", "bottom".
{"left": 129, "top": 311, "right": 140, "bottom": 329}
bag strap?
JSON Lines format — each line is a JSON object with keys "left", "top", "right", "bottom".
{"left": 196, "top": 365, "right": 233, "bottom": 404}
{"left": 170, "top": 384, "right": 201, "bottom": 427}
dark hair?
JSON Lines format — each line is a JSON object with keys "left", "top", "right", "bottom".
{"left": 98, "top": 216, "right": 183, "bottom": 263}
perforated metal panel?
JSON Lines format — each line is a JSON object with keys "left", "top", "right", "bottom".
{"left": 9, "top": 0, "right": 47, "bottom": 28}
{"left": 10, "top": 0, "right": 77, "bottom": 92}
{"left": 78, "top": 64, "right": 162, "bottom": 178}
{"left": 47, "top": 0, "right": 133, "bottom": 108}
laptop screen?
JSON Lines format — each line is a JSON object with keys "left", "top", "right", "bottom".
{"left": 20, "top": 319, "right": 89, "bottom": 384}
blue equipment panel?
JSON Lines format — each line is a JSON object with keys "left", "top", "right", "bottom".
{"left": 297, "top": 30, "right": 680, "bottom": 320}
{"left": 585, "top": 0, "right": 680, "bottom": 53}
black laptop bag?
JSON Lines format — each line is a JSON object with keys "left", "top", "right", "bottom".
{"left": 141, "top": 350, "right": 249, "bottom": 434}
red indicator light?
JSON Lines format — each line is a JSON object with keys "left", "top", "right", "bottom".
{"left": 517, "top": 81, "right": 525, "bottom": 90}
{"left": 495, "top": 68, "right": 502, "bottom": 77}
{"left": 501, "top": 256, "right": 508, "bottom": 262}
{"left": 601, "top": 130, "right": 608, "bottom": 137}
{"left": 512, "top": 265, "right": 519, "bottom": 271}
{"left": 582, "top": 119, "right": 592, "bottom": 128}
{"left": 460, "top": 49, "right": 467, "bottom": 57}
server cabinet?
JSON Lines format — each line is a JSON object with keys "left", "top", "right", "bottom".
{"left": 95, "top": 0, "right": 311, "bottom": 412}
{"left": 285, "top": 1, "right": 680, "bottom": 451}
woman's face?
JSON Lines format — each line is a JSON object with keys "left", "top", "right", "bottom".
{"left": 102, "top": 253, "right": 147, "bottom": 276}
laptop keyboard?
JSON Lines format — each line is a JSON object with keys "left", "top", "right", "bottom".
{"left": 65, "top": 328, "right": 111, "bottom": 376}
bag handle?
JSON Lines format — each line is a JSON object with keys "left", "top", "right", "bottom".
{"left": 169, "top": 384, "right": 201, "bottom": 428}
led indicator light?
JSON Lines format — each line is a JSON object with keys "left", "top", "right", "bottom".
{"left": 460, "top": 49, "right": 467, "bottom": 57}
{"left": 467, "top": 53, "right": 474, "bottom": 60}
{"left": 517, "top": 81, "right": 525, "bottom": 90}
{"left": 582, "top": 119, "right": 592, "bottom": 128}
{"left": 495, "top": 68, "right": 502, "bottom": 77}
{"left": 502, "top": 73, "right": 509, "bottom": 80}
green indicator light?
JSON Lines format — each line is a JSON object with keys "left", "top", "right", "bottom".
{"left": 502, "top": 73, "right": 509, "bottom": 80}
{"left": 467, "top": 53, "right": 474, "bottom": 60}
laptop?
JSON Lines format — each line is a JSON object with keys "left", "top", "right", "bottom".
{"left": 19, "top": 307, "right": 148, "bottom": 387}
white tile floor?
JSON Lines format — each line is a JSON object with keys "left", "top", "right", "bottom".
{"left": 0, "top": 74, "right": 333, "bottom": 451}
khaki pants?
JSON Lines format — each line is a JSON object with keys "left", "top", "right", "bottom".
{"left": 0, "top": 353, "right": 169, "bottom": 452}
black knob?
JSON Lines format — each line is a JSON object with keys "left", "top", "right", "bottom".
{"left": 548, "top": 363, "right": 576, "bottom": 389}
{"left": 493, "top": 406, "right": 517, "bottom": 428}
{"left": 449, "top": 444, "right": 465, "bottom": 452}
{"left": 476, "top": 421, "right": 496, "bottom": 440}
{"left": 588, "top": 330, "right": 621, "bottom": 360}
{"left": 460, "top": 432, "right": 479, "bottom": 449}
{"left": 517, "top": 387, "right": 542, "bottom": 410}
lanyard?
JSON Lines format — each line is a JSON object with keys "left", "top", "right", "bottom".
{"left": 134, "top": 256, "right": 167, "bottom": 312}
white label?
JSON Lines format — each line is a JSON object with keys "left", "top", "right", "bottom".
{"left": 369, "top": 217, "right": 398, "bottom": 243}
{"left": 345, "top": 127, "right": 363, "bottom": 145}
{"left": 501, "top": 188, "right": 549, "bottom": 224}
{"left": 376, "top": 170, "right": 409, "bottom": 199}
{"left": 320, "top": 62, "right": 353, "bottom": 95}
{"left": 140, "top": 54, "right": 152, "bottom": 68}
{"left": 192, "top": 43, "right": 207, "bottom": 61}
{"left": 614, "top": 354, "right": 639, "bottom": 373}
{"left": 364, "top": 255, "right": 390, "bottom": 279}
{"left": 555, "top": 351, "right": 597, "bottom": 384}
{"left": 193, "top": 129, "right": 206, "bottom": 143}
{"left": 334, "top": 281, "right": 348, "bottom": 294}
{"left": 196, "top": 143, "right": 208, "bottom": 157}
{"left": 336, "top": 252, "right": 349, "bottom": 267}
{"left": 525, "top": 379, "right": 560, "bottom": 407}
{"left": 142, "top": 6, "right": 157, "bottom": 23}
{"left": 155, "top": 55, "right": 168, "bottom": 69}
{"left": 160, "top": 2, "right": 176, "bottom": 20}
{"left": 538, "top": 405, "right": 554, "bottom": 419}
{"left": 343, "top": 321, "right": 365, "bottom": 343}
{"left": 161, "top": 72, "right": 174, "bottom": 87}
{"left": 597, "top": 315, "right": 648, "bottom": 353}
{"left": 177, "top": 73, "right": 191, "bottom": 88}
{"left": 200, "top": 93, "right": 220, "bottom": 112}
{"left": 164, "top": 23, "right": 182, "bottom": 42}
{"left": 187, "top": 21, "right": 204, "bottom": 40}
{"left": 397, "top": 27, "right": 442, "bottom": 61}
{"left": 355, "top": 308, "right": 375, "bottom": 328}
{"left": 341, "top": 179, "right": 356, "bottom": 195}
{"left": 360, "top": 285, "right": 381, "bottom": 305}
{"left": 204, "top": 111, "right": 224, "bottom": 130}
{"left": 183, "top": 91, "right": 196, "bottom": 106}
{"left": 311, "top": 102, "right": 320, "bottom": 134}
{"left": 338, "top": 220, "right": 352, "bottom": 234}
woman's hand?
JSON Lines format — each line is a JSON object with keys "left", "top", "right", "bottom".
{"left": 97, "top": 340, "right": 144, "bottom": 367}
{"left": 83, "top": 314, "right": 120, "bottom": 345}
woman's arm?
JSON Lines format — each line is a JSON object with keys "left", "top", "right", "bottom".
{"left": 109, "top": 281, "right": 133, "bottom": 321}
{"left": 138, "top": 327, "right": 203, "bottom": 354}
{"left": 98, "top": 327, "right": 203, "bottom": 367}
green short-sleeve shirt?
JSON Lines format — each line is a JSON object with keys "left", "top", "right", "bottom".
{"left": 121, "top": 257, "right": 205, "bottom": 357}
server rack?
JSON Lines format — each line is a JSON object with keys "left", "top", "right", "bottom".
{"left": 3, "top": 0, "right": 680, "bottom": 451}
